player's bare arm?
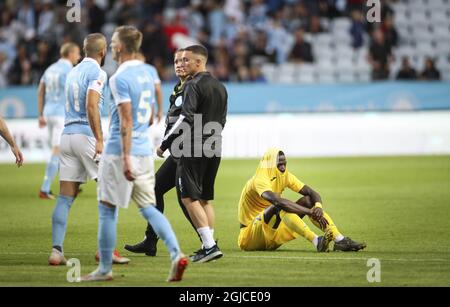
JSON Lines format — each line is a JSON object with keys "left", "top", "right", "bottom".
{"left": 118, "top": 102, "right": 134, "bottom": 181}
{"left": 0, "top": 117, "right": 24, "bottom": 167}
{"left": 86, "top": 89, "right": 103, "bottom": 161}
{"left": 37, "top": 81, "right": 46, "bottom": 128}
{"left": 261, "top": 190, "right": 312, "bottom": 216}
{"left": 261, "top": 190, "right": 328, "bottom": 228}
{"left": 155, "top": 83, "right": 163, "bottom": 122}
{"left": 299, "top": 185, "right": 324, "bottom": 220}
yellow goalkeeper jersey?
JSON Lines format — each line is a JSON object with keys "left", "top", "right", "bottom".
{"left": 238, "top": 148, "right": 305, "bottom": 227}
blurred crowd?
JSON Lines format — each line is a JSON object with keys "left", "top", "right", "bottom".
{"left": 0, "top": 0, "right": 444, "bottom": 87}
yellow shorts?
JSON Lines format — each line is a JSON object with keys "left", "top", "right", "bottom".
{"left": 238, "top": 212, "right": 298, "bottom": 251}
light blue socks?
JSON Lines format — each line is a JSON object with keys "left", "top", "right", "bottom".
{"left": 41, "top": 154, "right": 59, "bottom": 193}
{"left": 98, "top": 203, "right": 118, "bottom": 274}
{"left": 140, "top": 205, "right": 180, "bottom": 261}
{"left": 52, "top": 195, "right": 75, "bottom": 250}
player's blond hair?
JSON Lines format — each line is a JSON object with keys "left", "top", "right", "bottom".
{"left": 115, "top": 26, "right": 143, "bottom": 54}
{"left": 60, "top": 42, "right": 79, "bottom": 58}
{"left": 83, "top": 33, "right": 107, "bottom": 57}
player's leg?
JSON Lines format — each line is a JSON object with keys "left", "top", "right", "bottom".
{"left": 82, "top": 154, "right": 127, "bottom": 281}
{"left": 49, "top": 135, "right": 83, "bottom": 265}
{"left": 296, "top": 196, "right": 366, "bottom": 251}
{"left": 124, "top": 155, "right": 177, "bottom": 255}
{"left": 238, "top": 214, "right": 275, "bottom": 251}
{"left": 73, "top": 136, "right": 130, "bottom": 264}
{"left": 263, "top": 205, "right": 332, "bottom": 252}
{"left": 40, "top": 117, "right": 63, "bottom": 199}
{"left": 198, "top": 156, "right": 221, "bottom": 243}
{"left": 131, "top": 156, "right": 187, "bottom": 281}
{"left": 177, "top": 157, "right": 222, "bottom": 263}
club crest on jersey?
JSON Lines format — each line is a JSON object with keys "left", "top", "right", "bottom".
{"left": 175, "top": 96, "right": 183, "bottom": 107}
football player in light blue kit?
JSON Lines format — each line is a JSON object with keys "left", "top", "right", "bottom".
{"left": 82, "top": 26, "right": 188, "bottom": 282}
{"left": 37, "top": 42, "right": 80, "bottom": 199}
{"left": 48, "top": 33, "right": 114, "bottom": 265}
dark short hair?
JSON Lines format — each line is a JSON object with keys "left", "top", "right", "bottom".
{"left": 184, "top": 45, "right": 208, "bottom": 61}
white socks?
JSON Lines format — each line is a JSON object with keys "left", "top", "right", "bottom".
{"left": 335, "top": 235, "right": 345, "bottom": 242}
{"left": 312, "top": 236, "right": 319, "bottom": 248}
{"left": 197, "top": 227, "right": 215, "bottom": 249}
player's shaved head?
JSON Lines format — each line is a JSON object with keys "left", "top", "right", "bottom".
{"left": 114, "top": 26, "right": 143, "bottom": 54}
{"left": 83, "top": 33, "right": 107, "bottom": 57}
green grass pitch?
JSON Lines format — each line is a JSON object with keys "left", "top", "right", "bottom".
{"left": 0, "top": 156, "right": 449, "bottom": 287}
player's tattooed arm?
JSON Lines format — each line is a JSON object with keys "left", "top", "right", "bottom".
{"left": 261, "top": 191, "right": 312, "bottom": 216}
{"left": 118, "top": 102, "right": 135, "bottom": 181}
{"left": 87, "top": 89, "right": 103, "bottom": 159}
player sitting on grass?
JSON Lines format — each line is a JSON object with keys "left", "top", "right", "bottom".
{"left": 238, "top": 148, "right": 366, "bottom": 252}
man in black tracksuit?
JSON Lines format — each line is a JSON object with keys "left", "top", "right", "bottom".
{"left": 157, "top": 45, "right": 228, "bottom": 263}
{"left": 124, "top": 49, "right": 198, "bottom": 256}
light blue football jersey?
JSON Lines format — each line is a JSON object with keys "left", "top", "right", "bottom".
{"left": 106, "top": 60, "right": 156, "bottom": 156}
{"left": 146, "top": 63, "right": 161, "bottom": 85}
{"left": 40, "top": 59, "right": 73, "bottom": 117}
{"left": 63, "top": 57, "right": 107, "bottom": 137}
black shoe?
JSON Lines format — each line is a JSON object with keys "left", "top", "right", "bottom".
{"left": 333, "top": 237, "right": 366, "bottom": 252}
{"left": 124, "top": 238, "right": 157, "bottom": 256}
{"left": 317, "top": 230, "right": 333, "bottom": 252}
{"left": 190, "top": 245, "right": 223, "bottom": 263}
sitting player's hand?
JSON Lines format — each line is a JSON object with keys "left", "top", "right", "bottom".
{"left": 315, "top": 216, "right": 329, "bottom": 230}
{"left": 311, "top": 207, "right": 323, "bottom": 220}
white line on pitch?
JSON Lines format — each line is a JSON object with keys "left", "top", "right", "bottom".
{"left": 1, "top": 252, "right": 450, "bottom": 263}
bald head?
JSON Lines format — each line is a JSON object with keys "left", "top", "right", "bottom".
{"left": 83, "top": 33, "right": 107, "bottom": 58}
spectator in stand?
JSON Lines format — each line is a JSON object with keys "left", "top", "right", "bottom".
{"left": 396, "top": 56, "right": 417, "bottom": 80}
{"left": 307, "top": 15, "right": 324, "bottom": 34}
{"left": 368, "top": 29, "right": 393, "bottom": 80}
{"left": 0, "top": 51, "right": 11, "bottom": 88}
{"left": 163, "top": 10, "right": 189, "bottom": 52}
{"left": 31, "top": 40, "right": 53, "bottom": 84}
{"left": 420, "top": 58, "right": 441, "bottom": 81}
{"left": 8, "top": 42, "right": 32, "bottom": 85}
{"left": 289, "top": 28, "right": 314, "bottom": 63}
{"left": 141, "top": 19, "right": 170, "bottom": 65}
{"left": 36, "top": 0, "right": 55, "bottom": 42}
{"left": 249, "top": 65, "right": 267, "bottom": 82}
{"left": 86, "top": 0, "right": 105, "bottom": 33}
{"left": 16, "top": 0, "right": 35, "bottom": 32}
{"left": 381, "top": 14, "right": 398, "bottom": 48}
{"left": 350, "top": 10, "right": 365, "bottom": 49}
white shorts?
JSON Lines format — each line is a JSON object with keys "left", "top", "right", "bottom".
{"left": 59, "top": 134, "right": 98, "bottom": 183}
{"left": 97, "top": 154, "right": 156, "bottom": 209}
{"left": 46, "top": 116, "right": 64, "bottom": 148}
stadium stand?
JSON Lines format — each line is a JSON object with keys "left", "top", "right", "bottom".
{"left": 0, "top": 0, "right": 449, "bottom": 86}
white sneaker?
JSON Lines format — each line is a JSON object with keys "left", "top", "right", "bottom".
{"left": 48, "top": 248, "right": 67, "bottom": 266}
{"left": 79, "top": 268, "right": 113, "bottom": 282}
{"left": 167, "top": 253, "right": 188, "bottom": 282}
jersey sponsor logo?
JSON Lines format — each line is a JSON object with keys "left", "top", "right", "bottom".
{"left": 175, "top": 96, "right": 183, "bottom": 107}
{"left": 270, "top": 177, "right": 277, "bottom": 181}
